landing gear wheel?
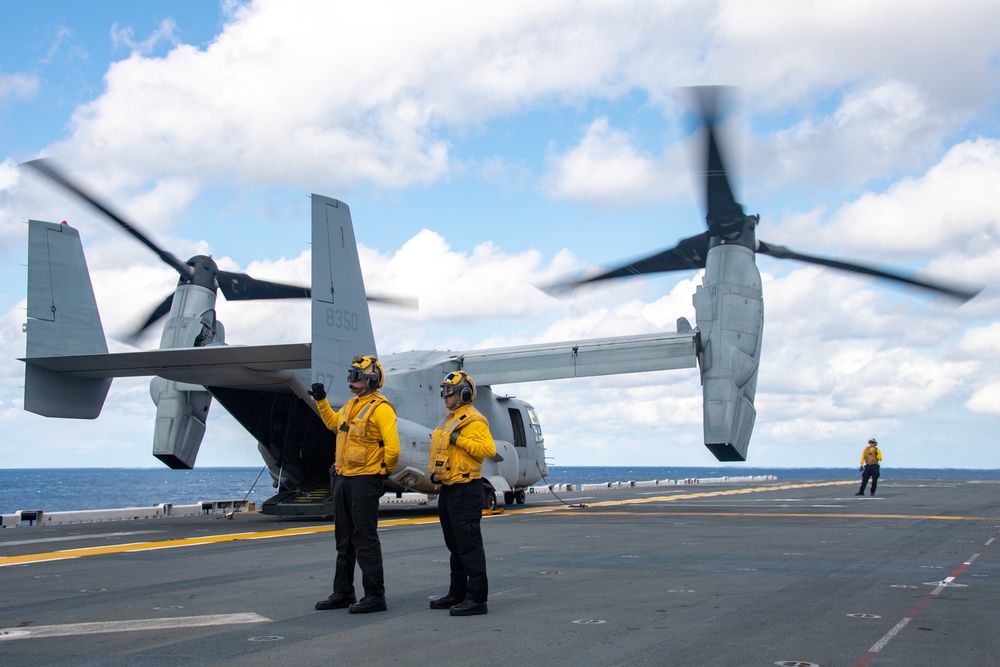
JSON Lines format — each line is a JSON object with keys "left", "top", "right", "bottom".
{"left": 483, "top": 487, "right": 497, "bottom": 511}
{"left": 504, "top": 491, "right": 515, "bottom": 505}
{"left": 515, "top": 489, "right": 526, "bottom": 504}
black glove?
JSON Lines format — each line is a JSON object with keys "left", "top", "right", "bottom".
{"left": 858, "top": 465, "right": 864, "bottom": 472}
{"left": 308, "top": 383, "right": 327, "bottom": 401}
{"left": 450, "top": 431, "right": 460, "bottom": 444}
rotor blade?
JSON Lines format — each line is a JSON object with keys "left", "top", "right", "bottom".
{"left": 689, "top": 87, "right": 744, "bottom": 230}
{"left": 756, "top": 240, "right": 983, "bottom": 302}
{"left": 124, "top": 293, "right": 175, "bottom": 344}
{"left": 22, "top": 159, "right": 193, "bottom": 279}
{"left": 216, "top": 271, "right": 311, "bottom": 301}
{"left": 546, "top": 232, "right": 711, "bottom": 291}
{"left": 217, "top": 270, "right": 417, "bottom": 307}
{"left": 366, "top": 293, "right": 419, "bottom": 309}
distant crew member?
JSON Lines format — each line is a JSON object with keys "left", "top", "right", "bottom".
{"left": 427, "top": 371, "right": 497, "bottom": 616}
{"left": 311, "top": 355, "right": 400, "bottom": 614}
{"left": 855, "top": 438, "right": 882, "bottom": 496}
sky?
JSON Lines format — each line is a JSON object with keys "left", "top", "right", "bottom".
{"left": 1, "top": 0, "right": 999, "bottom": 472}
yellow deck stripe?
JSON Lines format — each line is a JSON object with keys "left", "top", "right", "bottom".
{"left": 0, "top": 515, "right": 439, "bottom": 567}
{"left": 504, "top": 480, "right": 858, "bottom": 515}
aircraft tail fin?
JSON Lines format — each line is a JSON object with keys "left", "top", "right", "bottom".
{"left": 23, "top": 220, "right": 112, "bottom": 418}
{"left": 310, "top": 196, "right": 377, "bottom": 406}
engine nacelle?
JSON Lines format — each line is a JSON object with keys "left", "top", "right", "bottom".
{"left": 150, "top": 376, "right": 212, "bottom": 469}
{"left": 694, "top": 242, "right": 763, "bottom": 461}
{"left": 149, "top": 284, "right": 223, "bottom": 469}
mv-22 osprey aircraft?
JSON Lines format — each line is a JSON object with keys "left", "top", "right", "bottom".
{"left": 19, "top": 88, "right": 979, "bottom": 516}
{"left": 19, "top": 163, "right": 703, "bottom": 516}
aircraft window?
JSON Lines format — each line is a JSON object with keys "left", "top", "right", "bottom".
{"left": 527, "top": 407, "right": 543, "bottom": 442}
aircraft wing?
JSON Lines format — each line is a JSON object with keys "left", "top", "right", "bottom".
{"left": 460, "top": 330, "right": 698, "bottom": 385}
{"left": 19, "top": 343, "right": 312, "bottom": 387}
{"left": 21, "top": 328, "right": 698, "bottom": 389}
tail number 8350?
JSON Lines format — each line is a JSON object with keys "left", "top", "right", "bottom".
{"left": 326, "top": 307, "right": 359, "bottom": 331}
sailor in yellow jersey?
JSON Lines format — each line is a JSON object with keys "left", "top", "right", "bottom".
{"left": 427, "top": 371, "right": 496, "bottom": 616}
{"left": 310, "top": 355, "right": 400, "bottom": 614}
{"left": 856, "top": 437, "right": 882, "bottom": 496}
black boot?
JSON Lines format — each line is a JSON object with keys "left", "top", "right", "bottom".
{"left": 449, "top": 598, "right": 488, "bottom": 616}
{"left": 315, "top": 592, "right": 356, "bottom": 610}
{"left": 349, "top": 595, "right": 387, "bottom": 614}
{"left": 430, "top": 593, "right": 464, "bottom": 610}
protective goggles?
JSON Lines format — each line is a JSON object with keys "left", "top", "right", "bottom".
{"left": 440, "top": 372, "right": 464, "bottom": 397}
{"left": 347, "top": 356, "right": 377, "bottom": 383}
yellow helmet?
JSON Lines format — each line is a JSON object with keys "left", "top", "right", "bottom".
{"left": 348, "top": 355, "right": 384, "bottom": 389}
{"left": 440, "top": 371, "right": 475, "bottom": 404}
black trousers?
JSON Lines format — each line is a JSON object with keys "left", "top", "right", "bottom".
{"left": 332, "top": 474, "right": 386, "bottom": 597}
{"left": 438, "top": 478, "right": 489, "bottom": 603}
{"left": 860, "top": 464, "right": 880, "bottom": 493}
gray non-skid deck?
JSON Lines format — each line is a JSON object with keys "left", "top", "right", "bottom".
{"left": 2, "top": 477, "right": 998, "bottom": 666}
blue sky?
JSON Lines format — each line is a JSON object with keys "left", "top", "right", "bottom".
{"left": 2, "top": 0, "right": 1000, "bottom": 470}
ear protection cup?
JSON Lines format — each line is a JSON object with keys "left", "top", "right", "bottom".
{"left": 349, "top": 355, "right": 385, "bottom": 389}
{"left": 440, "top": 371, "right": 476, "bottom": 403}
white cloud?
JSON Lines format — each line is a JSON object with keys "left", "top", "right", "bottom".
{"left": 542, "top": 117, "right": 680, "bottom": 207}
{"left": 754, "top": 81, "right": 950, "bottom": 191}
{"left": 712, "top": 0, "right": 1000, "bottom": 111}
{"left": 0, "top": 158, "right": 20, "bottom": 190}
{"left": 11, "top": 0, "right": 998, "bottom": 228}
{"left": 0, "top": 72, "right": 39, "bottom": 102}
{"left": 967, "top": 383, "right": 1000, "bottom": 416}
{"left": 111, "top": 19, "right": 180, "bottom": 55}
{"left": 826, "top": 138, "right": 1000, "bottom": 256}
{"left": 956, "top": 322, "right": 1000, "bottom": 358}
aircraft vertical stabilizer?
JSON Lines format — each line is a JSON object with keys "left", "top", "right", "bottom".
{"left": 23, "top": 220, "right": 112, "bottom": 418}
{"left": 310, "top": 196, "right": 378, "bottom": 406}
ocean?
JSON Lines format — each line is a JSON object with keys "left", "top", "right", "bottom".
{"left": 2, "top": 466, "right": 999, "bottom": 516}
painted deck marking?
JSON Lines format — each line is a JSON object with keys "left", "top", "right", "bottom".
{"left": 851, "top": 530, "right": 1000, "bottom": 667}
{"left": 0, "top": 612, "right": 270, "bottom": 641}
{"left": 2, "top": 530, "right": 162, "bottom": 548}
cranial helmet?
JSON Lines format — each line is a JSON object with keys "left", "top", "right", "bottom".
{"left": 868, "top": 438, "right": 878, "bottom": 445}
{"left": 348, "top": 355, "right": 384, "bottom": 389}
{"left": 440, "top": 371, "right": 475, "bottom": 404}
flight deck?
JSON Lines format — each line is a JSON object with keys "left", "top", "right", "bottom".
{"left": 2, "top": 477, "right": 999, "bottom": 666}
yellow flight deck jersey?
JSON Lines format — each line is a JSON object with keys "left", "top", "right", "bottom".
{"left": 860, "top": 446, "right": 882, "bottom": 466}
{"left": 318, "top": 393, "right": 400, "bottom": 477}
{"left": 428, "top": 403, "right": 496, "bottom": 486}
